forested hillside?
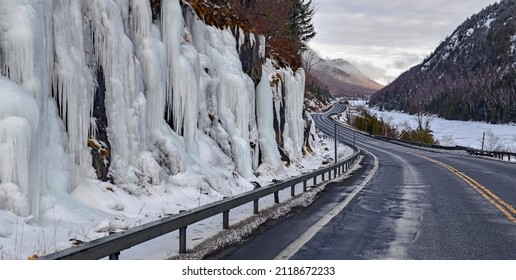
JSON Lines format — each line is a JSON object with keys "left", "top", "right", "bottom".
{"left": 371, "top": 0, "right": 516, "bottom": 124}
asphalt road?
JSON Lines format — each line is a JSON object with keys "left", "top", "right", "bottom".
{"left": 223, "top": 104, "right": 516, "bottom": 260}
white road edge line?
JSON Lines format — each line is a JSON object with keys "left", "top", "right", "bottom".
{"left": 274, "top": 151, "right": 379, "bottom": 260}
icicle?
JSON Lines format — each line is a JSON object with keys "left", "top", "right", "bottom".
{"left": 282, "top": 68, "right": 306, "bottom": 161}
{"left": 53, "top": 0, "right": 95, "bottom": 173}
{"left": 258, "top": 35, "right": 266, "bottom": 58}
{"left": 131, "top": 0, "right": 167, "bottom": 132}
{"left": 184, "top": 6, "right": 207, "bottom": 54}
{"left": 256, "top": 68, "right": 282, "bottom": 169}
{"left": 85, "top": 0, "right": 148, "bottom": 184}
{"left": 199, "top": 25, "right": 254, "bottom": 177}
{"left": 161, "top": 0, "right": 199, "bottom": 155}
{"left": 161, "top": 0, "right": 184, "bottom": 126}
{"left": 177, "top": 43, "right": 200, "bottom": 155}
{"left": 249, "top": 32, "right": 256, "bottom": 47}
{"left": 238, "top": 28, "right": 245, "bottom": 51}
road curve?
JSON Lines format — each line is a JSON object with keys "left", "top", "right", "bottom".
{"left": 224, "top": 104, "right": 516, "bottom": 260}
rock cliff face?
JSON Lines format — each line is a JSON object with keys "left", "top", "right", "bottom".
{"left": 371, "top": 0, "right": 516, "bottom": 123}
{"left": 236, "top": 30, "right": 264, "bottom": 85}
{"left": 0, "top": 0, "right": 311, "bottom": 218}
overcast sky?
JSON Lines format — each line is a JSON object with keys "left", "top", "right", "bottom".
{"left": 308, "top": 0, "right": 499, "bottom": 85}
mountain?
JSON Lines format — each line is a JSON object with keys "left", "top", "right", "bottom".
{"left": 310, "top": 58, "right": 384, "bottom": 98}
{"left": 371, "top": 0, "right": 516, "bottom": 123}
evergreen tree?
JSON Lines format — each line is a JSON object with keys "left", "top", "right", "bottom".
{"left": 288, "top": 0, "right": 316, "bottom": 51}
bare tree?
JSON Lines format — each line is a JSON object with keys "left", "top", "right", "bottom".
{"left": 482, "top": 129, "right": 505, "bottom": 151}
{"left": 439, "top": 134, "right": 455, "bottom": 146}
{"left": 414, "top": 111, "right": 435, "bottom": 143}
{"left": 301, "top": 48, "right": 322, "bottom": 75}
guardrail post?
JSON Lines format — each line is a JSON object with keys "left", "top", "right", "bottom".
{"left": 334, "top": 123, "right": 338, "bottom": 163}
{"left": 108, "top": 232, "right": 120, "bottom": 260}
{"left": 303, "top": 180, "right": 307, "bottom": 192}
{"left": 254, "top": 199, "right": 259, "bottom": 214}
{"left": 179, "top": 227, "right": 187, "bottom": 254}
{"left": 223, "top": 210, "right": 230, "bottom": 229}
{"left": 322, "top": 172, "right": 325, "bottom": 181}
{"left": 109, "top": 252, "right": 120, "bottom": 260}
{"left": 313, "top": 176, "right": 317, "bottom": 185}
{"left": 274, "top": 191, "right": 279, "bottom": 204}
{"left": 291, "top": 185, "right": 295, "bottom": 197}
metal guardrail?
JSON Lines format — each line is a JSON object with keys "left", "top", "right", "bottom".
{"left": 327, "top": 103, "right": 516, "bottom": 162}
{"left": 39, "top": 144, "right": 360, "bottom": 260}
{"left": 381, "top": 137, "right": 516, "bottom": 162}
{"left": 464, "top": 148, "right": 516, "bottom": 161}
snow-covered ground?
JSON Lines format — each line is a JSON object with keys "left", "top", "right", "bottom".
{"left": 349, "top": 100, "right": 516, "bottom": 152}
{"left": 0, "top": 135, "right": 353, "bottom": 260}
{"left": 369, "top": 109, "right": 516, "bottom": 152}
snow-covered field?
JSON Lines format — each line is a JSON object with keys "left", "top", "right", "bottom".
{"left": 369, "top": 109, "right": 516, "bottom": 151}
{"left": 350, "top": 100, "right": 516, "bottom": 152}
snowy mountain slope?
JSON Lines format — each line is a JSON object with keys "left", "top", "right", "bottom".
{"left": 311, "top": 58, "right": 383, "bottom": 98}
{"left": 0, "top": 0, "right": 321, "bottom": 258}
{"left": 371, "top": 0, "right": 516, "bottom": 123}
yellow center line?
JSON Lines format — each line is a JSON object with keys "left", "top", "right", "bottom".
{"left": 419, "top": 155, "right": 516, "bottom": 224}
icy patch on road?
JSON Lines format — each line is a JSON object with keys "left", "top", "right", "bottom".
{"left": 380, "top": 151, "right": 425, "bottom": 259}
{"left": 384, "top": 185, "right": 425, "bottom": 259}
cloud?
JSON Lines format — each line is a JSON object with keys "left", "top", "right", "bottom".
{"left": 310, "top": 0, "right": 499, "bottom": 83}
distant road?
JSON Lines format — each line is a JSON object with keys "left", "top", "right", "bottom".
{"left": 224, "top": 104, "right": 516, "bottom": 260}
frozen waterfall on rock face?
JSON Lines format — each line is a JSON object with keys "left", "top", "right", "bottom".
{"left": 282, "top": 68, "right": 306, "bottom": 162}
{"left": 0, "top": 0, "right": 59, "bottom": 219}
{"left": 256, "top": 68, "right": 282, "bottom": 170}
{"left": 0, "top": 0, "right": 307, "bottom": 219}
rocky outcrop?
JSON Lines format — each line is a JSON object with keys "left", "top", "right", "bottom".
{"left": 236, "top": 31, "right": 264, "bottom": 85}
{"left": 89, "top": 67, "right": 112, "bottom": 182}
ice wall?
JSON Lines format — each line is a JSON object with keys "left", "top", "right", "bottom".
{"left": 282, "top": 68, "right": 306, "bottom": 161}
{"left": 0, "top": 0, "right": 307, "bottom": 218}
{"left": 0, "top": 76, "right": 39, "bottom": 216}
{"left": 0, "top": 0, "right": 64, "bottom": 219}
{"left": 53, "top": 0, "right": 95, "bottom": 177}
{"left": 256, "top": 68, "right": 282, "bottom": 170}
